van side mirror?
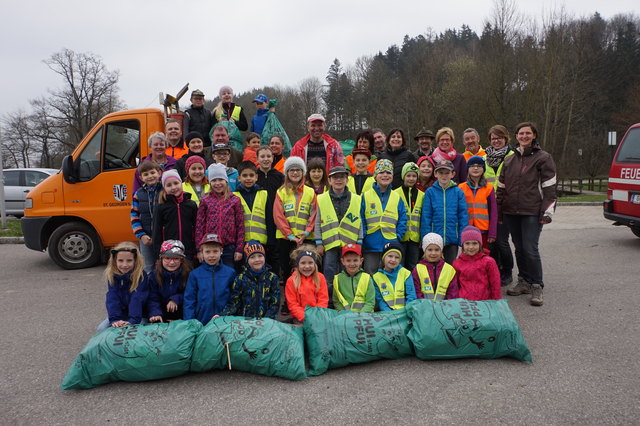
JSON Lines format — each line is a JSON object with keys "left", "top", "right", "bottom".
{"left": 61, "top": 155, "right": 78, "bottom": 184}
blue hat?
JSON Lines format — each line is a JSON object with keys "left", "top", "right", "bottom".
{"left": 252, "top": 94, "right": 268, "bottom": 103}
{"left": 467, "top": 155, "right": 486, "bottom": 170}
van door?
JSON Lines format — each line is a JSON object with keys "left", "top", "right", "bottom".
{"left": 610, "top": 126, "right": 640, "bottom": 216}
{"left": 62, "top": 118, "right": 141, "bottom": 247}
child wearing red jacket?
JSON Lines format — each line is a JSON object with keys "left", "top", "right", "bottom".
{"left": 452, "top": 226, "right": 501, "bottom": 301}
{"left": 285, "top": 245, "right": 329, "bottom": 322}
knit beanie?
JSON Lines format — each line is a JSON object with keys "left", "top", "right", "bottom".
{"left": 374, "top": 159, "right": 393, "bottom": 177}
{"left": 284, "top": 156, "right": 307, "bottom": 175}
{"left": 401, "top": 162, "right": 419, "bottom": 180}
{"left": 161, "top": 169, "right": 182, "bottom": 187}
{"left": 422, "top": 232, "right": 444, "bottom": 251}
{"left": 186, "top": 131, "right": 203, "bottom": 144}
{"left": 467, "top": 155, "right": 486, "bottom": 171}
{"left": 382, "top": 241, "right": 403, "bottom": 261}
{"left": 244, "top": 240, "right": 266, "bottom": 260}
{"left": 461, "top": 226, "right": 483, "bottom": 246}
{"left": 417, "top": 155, "right": 436, "bottom": 168}
{"left": 207, "top": 163, "right": 228, "bottom": 182}
{"left": 351, "top": 148, "right": 372, "bottom": 160}
{"left": 219, "top": 85, "right": 233, "bottom": 96}
{"left": 185, "top": 155, "right": 206, "bottom": 173}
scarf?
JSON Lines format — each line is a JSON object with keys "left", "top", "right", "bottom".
{"left": 485, "top": 145, "right": 511, "bottom": 168}
{"left": 431, "top": 147, "right": 457, "bottom": 162}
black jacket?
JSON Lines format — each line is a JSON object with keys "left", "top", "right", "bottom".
{"left": 152, "top": 193, "right": 198, "bottom": 260}
{"left": 184, "top": 105, "right": 213, "bottom": 146}
{"left": 379, "top": 147, "right": 417, "bottom": 189}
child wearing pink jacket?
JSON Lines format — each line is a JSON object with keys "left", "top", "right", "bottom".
{"left": 452, "top": 226, "right": 501, "bottom": 301}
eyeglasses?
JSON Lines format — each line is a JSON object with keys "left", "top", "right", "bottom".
{"left": 468, "top": 164, "right": 484, "bottom": 169}
{"left": 162, "top": 257, "right": 182, "bottom": 263}
{"left": 490, "top": 137, "right": 504, "bottom": 141}
{"left": 288, "top": 169, "right": 303, "bottom": 173}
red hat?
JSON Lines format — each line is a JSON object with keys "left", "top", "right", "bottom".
{"left": 341, "top": 243, "right": 362, "bottom": 256}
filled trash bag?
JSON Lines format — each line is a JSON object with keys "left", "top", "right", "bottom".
{"left": 304, "top": 307, "right": 413, "bottom": 376}
{"left": 406, "top": 299, "right": 532, "bottom": 363}
{"left": 61, "top": 320, "right": 202, "bottom": 390}
{"left": 340, "top": 139, "right": 355, "bottom": 156}
{"left": 190, "top": 316, "right": 307, "bottom": 381}
{"left": 210, "top": 118, "right": 243, "bottom": 152}
{"left": 260, "top": 110, "right": 292, "bottom": 156}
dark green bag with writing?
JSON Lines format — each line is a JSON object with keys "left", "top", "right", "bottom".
{"left": 406, "top": 299, "right": 532, "bottom": 363}
{"left": 304, "top": 307, "right": 413, "bottom": 376}
{"left": 260, "top": 110, "right": 292, "bottom": 156}
{"left": 190, "top": 316, "right": 307, "bottom": 381}
{"left": 61, "top": 320, "right": 202, "bottom": 390}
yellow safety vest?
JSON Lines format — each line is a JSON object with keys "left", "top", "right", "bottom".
{"left": 214, "top": 105, "right": 242, "bottom": 122}
{"left": 333, "top": 272, "right": 371, "bottom": 312}
{"left": 484, "top": 150, "right": 513, "bottom": 186}
{"left": 317, "top": 192, "right": 361, "bottom": 250}
{"left": 415, "top": 263, "right": 456, "bottom": 300}
{"left": 393, "top": 187, "right": 424, "bottom": 243}
{"left": 363, "top": 189, "right": 399, "bottom": 240}
{"left": 182, "top": 182, "right": 210, "bottom": 206}
{"left": 233, "top": 190, "right": 268, "bottom": 244}
{"left": 373, "top": 268, "right": 411, "bottom": 310}
{"left": 276, "top": 186, "right": 315, "bottom": 239}
{"left": 347, "top": 175, "right": 374, "bottom": 195}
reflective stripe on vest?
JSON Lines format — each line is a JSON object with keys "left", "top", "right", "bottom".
{"left": 317, "top": 192, "right": 362, "bottom": 250}
{"left": 415, "top": 263, "right": 456, "bottom": 300}
{"left": 182, "top": 182, "right": 210, "bottom": 206}
{"left": 459, "top": 182, "right": 494, "bottom": 231}
{"left": 373, "top": 268, "right": 411, "bottom": 310}
{"left": 215, "top": 105, "right": 242, "bottom": 122}
{"left": 276, "top": 186, "right": 315, "bottom": 239}
{"left": 333, "top": 272, "right": 371, "bottom": 311}
{"left": 393, "top": 187, "right": 424, "bottom": 243}
{"left": 363, "top": 189, "right": 399, "bottom": 240}
{"left": 233, "top": 190, "right": 268, "bottom": 244}
{"left": 347, "top": 175, "right": 374, "bottom": 195}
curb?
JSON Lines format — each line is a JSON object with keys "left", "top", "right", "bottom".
{"left": 0, "top": 236, "right": 24, "bottom": 244}
{"left": 557, "top": 202, "right": 602, "bottom": 206}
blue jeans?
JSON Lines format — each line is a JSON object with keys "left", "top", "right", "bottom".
{"left": 322, "top": 247, "right": 341, "bottom": 303}
{"left": 443, "top": 244, "right": 459, "bottom": 265}
{"left": 221, "top": 244, "right": 236, "bottom": 268}
{"left": 402, "top": 241, "right": 420, "bottom": 272}
{"left": 504, "top": 214, "right": 544, "bottom": 286}
{"left": 139, "top": 240, "right": 156, "bottom": 274}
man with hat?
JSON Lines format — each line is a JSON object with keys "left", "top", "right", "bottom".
{"left": 210, "top": 124, "right": 244, "bottom": 169}
{"left": 250, "top": 93, "right": 273, "bottom": 135}
{"left": 184, "top": 89, "right": 213, "bottom": 147}
{"left": 315, "top": 166, "right": 363, "bottom": 292}
{"left": 413, "top": 127, "right": 435, "bottom": 158}
{"left": 291, "top": 113, "right": 344, "bottom": 173}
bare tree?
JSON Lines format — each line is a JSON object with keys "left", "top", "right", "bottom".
{"left": 1, "top": 110, "right": 34, "bottom": 168}
{"left": 43, "top": 48, "right": 124, "bottom": 150}
{"left": 298, "top": 77, "right": 324, "bottom": 120}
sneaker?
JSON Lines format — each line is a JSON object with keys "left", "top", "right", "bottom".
{"left": 507, "top": 276, "right": 531, "bottom": 296}
{"left": 530, "top": 284, "right": 544, "bottom": 306}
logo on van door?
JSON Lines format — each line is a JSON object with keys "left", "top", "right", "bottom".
{"left": 113, "top": 184, "right": 128, "bottom": 201}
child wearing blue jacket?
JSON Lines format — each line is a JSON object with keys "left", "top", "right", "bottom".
{"left": 372, "top": 242, "right": 417, "bottom": 311}
{"left": 421, "top": 160, "right": 469, "bottom": 264}
{"left": 361, "top": 159, "right": 408, "bottom": 275}
{"left": 183, "top": 234, "right": 237, "bottom": 325}
{"left": 98, "top": 241, "right": 149, "bottom": 331}
{"left": 148, "top": 240, "right": 192, "bottom": 322}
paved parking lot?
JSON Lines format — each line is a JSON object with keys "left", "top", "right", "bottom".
{"left": 1, "top": 206, "right": 639, "bottom": 425}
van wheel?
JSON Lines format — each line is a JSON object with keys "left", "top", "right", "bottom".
{"left": 632, "top": 227, "right": 640, "bottom": 238}
{"left": 48, "top": 222, "right": 102, "bottom": 269}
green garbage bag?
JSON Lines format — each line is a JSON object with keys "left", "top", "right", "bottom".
{"left": 406, "top": 299, "right": 532, "bottom": 363}
{"left": 190, "top": 316, "right": 306, "bottom": 381}
{"left": 210, "top": 118, "right": 243, "bottom": 152}
{"left": 260, "top": 110, "right": 292, "bottom": 156}
{"left": 61, "top": 320, "right": 202, "bottom": 390}
{"left": 340, "top": 139, "right": 355, "bottom": 156}
{"left": 304, "top": 307, "right": 413, "bottom": 376}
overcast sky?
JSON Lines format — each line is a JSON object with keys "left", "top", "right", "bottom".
{"left": 1, "top": 0, "right": 636, "bottom": 117}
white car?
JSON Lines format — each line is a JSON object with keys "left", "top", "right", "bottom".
{"left": 2, "top": 168, "right": 59, "bottom": 217}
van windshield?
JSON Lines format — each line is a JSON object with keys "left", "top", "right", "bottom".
{"left": 616, "top": 127, "right": 640, "bottom": 163}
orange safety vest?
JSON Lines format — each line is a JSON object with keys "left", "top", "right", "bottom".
{"left": 459, "top": 182, "right": 493, "bottom": 231}
{"left": 273, "top": 156, "right": 285, "bottom": 174}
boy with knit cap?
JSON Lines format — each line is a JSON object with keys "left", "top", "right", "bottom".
{"left": 333, "top": 244, "right": 375, "bottom": 312}
{"left": 452, "top": 226, "right": 501, "bottom": 301}
{"left": 411, "top": 232, "right": 458, "bottom": 300}
{"left": 393, "top": 162, "right": 423, "bottom": 271}
{"left": 458, "top": 155, "right": 497, "bottom": 249}
{"left": 221, "top": 240, "right": 281, "bottom": 319}
{"left": 361, "top": 159, "right": 408, "bottom": 275}
{"left": 372, "top": 241, "right": 416, "bottom": 311}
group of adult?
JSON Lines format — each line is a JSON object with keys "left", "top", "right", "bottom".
{"left": 136, "top": 85, "right": 557, "bottom": 305}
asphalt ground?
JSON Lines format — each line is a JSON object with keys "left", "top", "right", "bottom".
{"left": 1, "top": 206, "right": 639, "bottom": 425}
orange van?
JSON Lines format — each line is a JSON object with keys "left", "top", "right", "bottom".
{"left": 603, "top": 123, "right": 640, "bottom": 238}
{"left": 22, "top": 108, "right": 166, "bottom": 268}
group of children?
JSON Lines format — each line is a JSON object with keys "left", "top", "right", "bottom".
{"left": 105, "top": 140, "right": 502, "bottom": 329}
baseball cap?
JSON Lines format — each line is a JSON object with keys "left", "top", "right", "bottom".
{"left": 307, "top": 113, "right": 325, "bottom": 123}
{"left": 191, "top": 89, "right": 205, "bottom": 97}
{"left": 328, "top": 166, "right": 349, "bottom": 177}
{"left": 252, "top": 94, "right": 268, "bottom": 103}
{"left": 341, "top": 243, "right": 362, "bottom": 257}
{"left": 200, "top": 233, "right": 223, "bottom": 246}
{"left": 434, "top": 160, "right": 455, "bottom": 172}
{"left": 159, "top": 240, "right": 186, "bottom": 258}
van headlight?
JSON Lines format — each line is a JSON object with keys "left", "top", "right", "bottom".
{"left": 25, "top": 198, "right": 33, "bottom": 209}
